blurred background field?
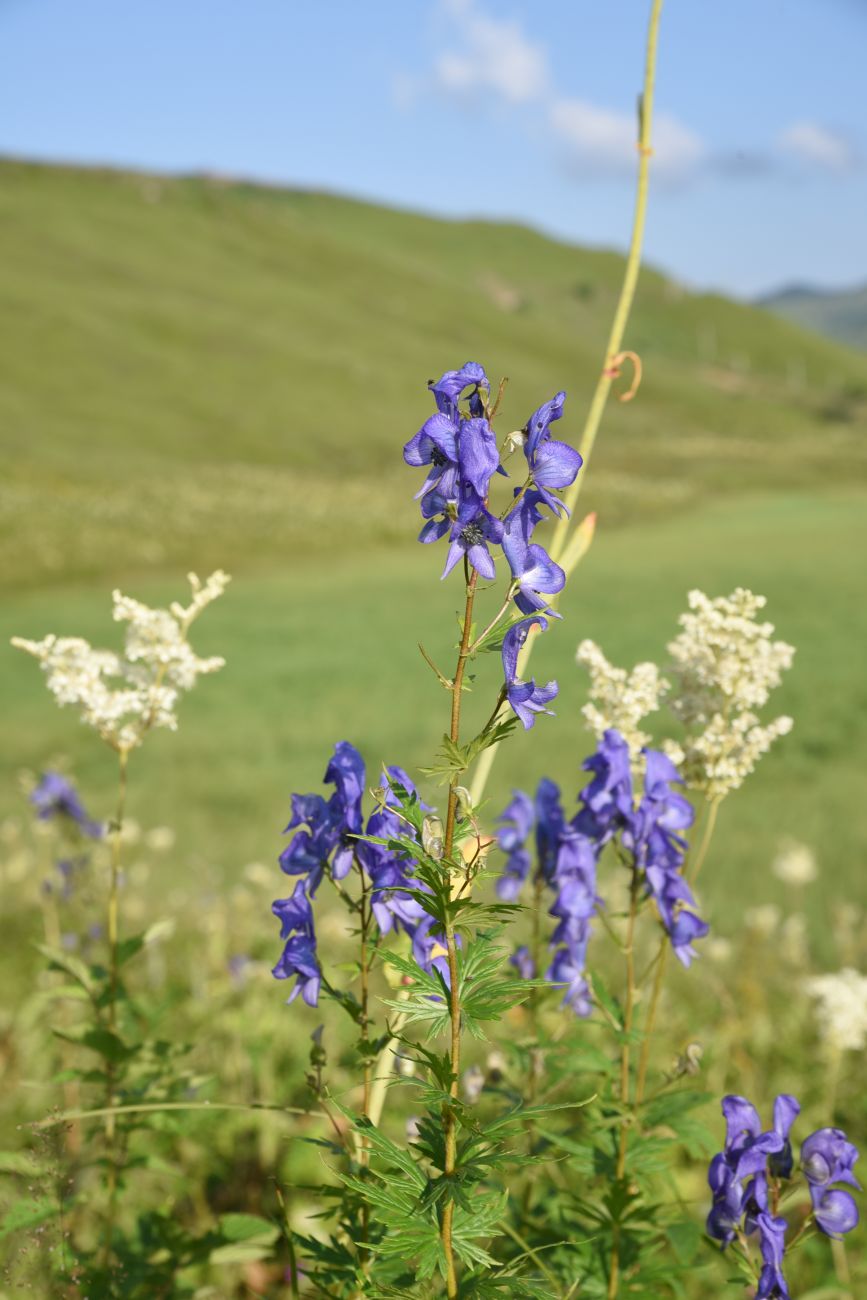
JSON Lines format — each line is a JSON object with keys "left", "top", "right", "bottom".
{"left": 1, "top": 151, "right": 867, "bottom": 1297}
{"left": 2, "top": 157, "right": 866, "bottom": 940}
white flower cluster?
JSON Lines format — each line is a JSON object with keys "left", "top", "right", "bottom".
{"left": 771, "top": 838, "right": 818, "bottom": 887}
{"left": 576, "top": 639, "right": 669, "bottom": 761}
{"left": 12, "top": 571, "right": 229, "bottom": 752}
{"left": 666, "top": 589, "right": 795, "bottom": 799}
{"left": 805, "top": 968, "right": 867, "bottom": 1053}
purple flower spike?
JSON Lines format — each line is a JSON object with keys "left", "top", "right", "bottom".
{"left": 510, "top": 945, "right": 536, "bottom": 980}
{"left": 501, "top": 616, "right": 558, "bottom": 730}
{"left": 495, "top": 790, "right": 534, "bottom": 901}
{"left": 31, "top": 772, "right": 103, "bottom": 838}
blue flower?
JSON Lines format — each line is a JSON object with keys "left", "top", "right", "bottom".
{"left": 755, "top": 1212, "right": 790, "bottom": 1299}
{"left": 510, "top": 945, "right": 536, "bottom": 980}
{"left": 272, "top": 879, "right": 315, "bottom": 940}
{"left": 30, "top": 772, "right": 102, "bottom": 838}
{"left": 502, "top": 616, "right": 558, "bottom": 729}
{"left": 495, "top": 790, "right": 534, "bottom": 902}
{"left": 429, "top": 362, "right": 489, "bottom": 419}
{"left": 520, "top": 391, "right": 582, "bottom": 516}
{"left": 361, "top": 767, "right": 431, "bottom": 937}
{"left": 801, "top": 1127, "right": 861, "bottom": 1237}
{"left": 534, "top": 778, "right": 567, "bottom": 884}
{"left": 441, "top": 500, "right": 504, "bottom": 581}
{"left": 272, "top": 934, "right": 321, "bottom": 1007}
{"left": 323, "top": 741, "right": 366, "bottom": 879}
{"left": 706, "top": 1094, "right": 800, "bottom": 1250}
{"left": 271, "top": 881, "right": 321, "bottom": 1007}
{"left": 404, "top": 413, "right": 460, "bottom": 504}
{"left": 280, "top": 742, "right": 367, "bottom": 892}
{"left": 546, "top": 945, "right": 592, "bottom": 1017}
{"left": 501, "top": 514, "right": 565, "bottom": 615}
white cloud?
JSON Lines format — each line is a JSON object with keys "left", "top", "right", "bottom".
{"left": 780, "top": 121, "right": 859, "bottom": 172}
{"left": 426, "top": 0, "right": 705, "bottom": 182}
{"left": 433, "top": 0, "right": 548, "bottom": 105}
{"left": 549, "top": 97, "right": 705, "bottom": 181}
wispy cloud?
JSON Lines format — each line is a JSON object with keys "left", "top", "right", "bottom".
{"left": 779, "top": 121, "right": 861, "bottom": 173}
{"left": 402, "top": 0, "right": 860, "bottom": 188}
{"left": 433, "top": 0, "right": 547, "bottom": 105}
{"left": 549, "top": 98, "right": 704, "bottom": 181}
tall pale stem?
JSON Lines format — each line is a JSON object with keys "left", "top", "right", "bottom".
{"left": 441, "top": 568, "right": 478, "bottom": 1300}
{"left": 468, "top": 0, "right": 665, "bottom": 815}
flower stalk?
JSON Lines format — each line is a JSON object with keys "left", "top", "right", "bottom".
{"left": 441, "top": 562, "right": 479, "bottom": 1298}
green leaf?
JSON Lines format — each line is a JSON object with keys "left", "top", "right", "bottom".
{"left": 34, "top": 943, "right": 96, "bottom": 994}
{"left": 52, "top": 1025, "right": 135, "bottom": 1063}
{"left": 218, "top": 1212, "right": 280, "bottom": 1244}
{"left": 0, "top": 1196, "right": 56, "bottom": 1241}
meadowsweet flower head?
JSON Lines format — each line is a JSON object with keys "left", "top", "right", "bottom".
{"left": 667, "top": 588, "right": 794, "bottom": 798}
{"left": 772, "top": 838, "right": 818, "bottom": 887}
{"left": 576, "top": 640, "right": 670, "bottom": 762}
{"left": 13, "top": 571, "right": 229, "bottom": 751}
{"left": 805, "top": 968, "right": 867, "bottom": 1052}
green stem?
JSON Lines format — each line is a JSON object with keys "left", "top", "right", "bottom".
{"left": 635, "top": 796, "right": 720, "bottom": 1106}
{"left": 101, "top": 745, "right": 129, "bottom": 1271}
{"left": 608, "top": 870, "right": 640, "bottom": 1300}
{"left": 441, "top": 565, "right": 479, "bottom": 1300}
{"left": 467, "top": 0, "right": 665, "bottom": 817}
{"left": 550, "top": 0, "right": 664, "bottom": 559}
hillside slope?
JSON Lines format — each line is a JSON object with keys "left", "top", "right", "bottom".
{"left": 760, "top": 281, "right": 867, "bottom": 350}
{"left": 1, "top": 158, "right": 865, "bottom": 591}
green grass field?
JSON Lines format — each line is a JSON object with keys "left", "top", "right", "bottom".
{"left": 4, "top": 489, "right": 866, "bottom": 959}
{"left": 1, "top": 157, "right": 865, "bottom": 938}
{"left": 2, "top": 158, "right": 866, "bottom": 1299}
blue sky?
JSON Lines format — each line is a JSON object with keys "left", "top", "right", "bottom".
{"left": 2, "top": 0, "right": 865, "bottom": 296}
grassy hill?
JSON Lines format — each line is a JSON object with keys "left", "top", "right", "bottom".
{"left": 760, "top": 281, "right": 867, "bottom": 350}
{"left": 2, "top": 157, "right": 866, "bottom": 937}
{"left": 1, "top": 158, "right": 865, "bottom": 591}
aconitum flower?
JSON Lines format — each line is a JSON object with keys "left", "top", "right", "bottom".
{"left": 272, "top": 881, "right": 321, "bottom": 1007}
{"left": 494, "top": 777, "right": 597, "bottom": 1017}
{"left": 706, "top": 1094, "right": 799, "bottom": 1248}
{"left": 279, "top": 741, "right": 366, "bottom": 891}
{"left": 501, "top": 516, "right": 565, "bottom": 615}
{"left": 441, "top": 501, "right": 504, "bottom": 581}
{"left": 546, "top": 946, "right": 592, "bottom": 1017}
{"left": 272, "top": 934, "right": 321, "bottom": 1007}
{"left": 495, "top": 791, "right": 534, "bottom": 901}
{"left": 324, "top": 741, "right": 366, "bottom": 879}
{"left": 755, "top": 1213, "right": 790, "bottom": 1300}
{"left": 502, "top": 616, "right": 558, "bottom": 729}
{"left": 802, "top": 1128, "right": 861, "bottom": 1237}
{"left": 30, "top": 772, "right": 102, "bottom": 838}
{"left": 519, "top": 392, "right": 582, "bottom": 517}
